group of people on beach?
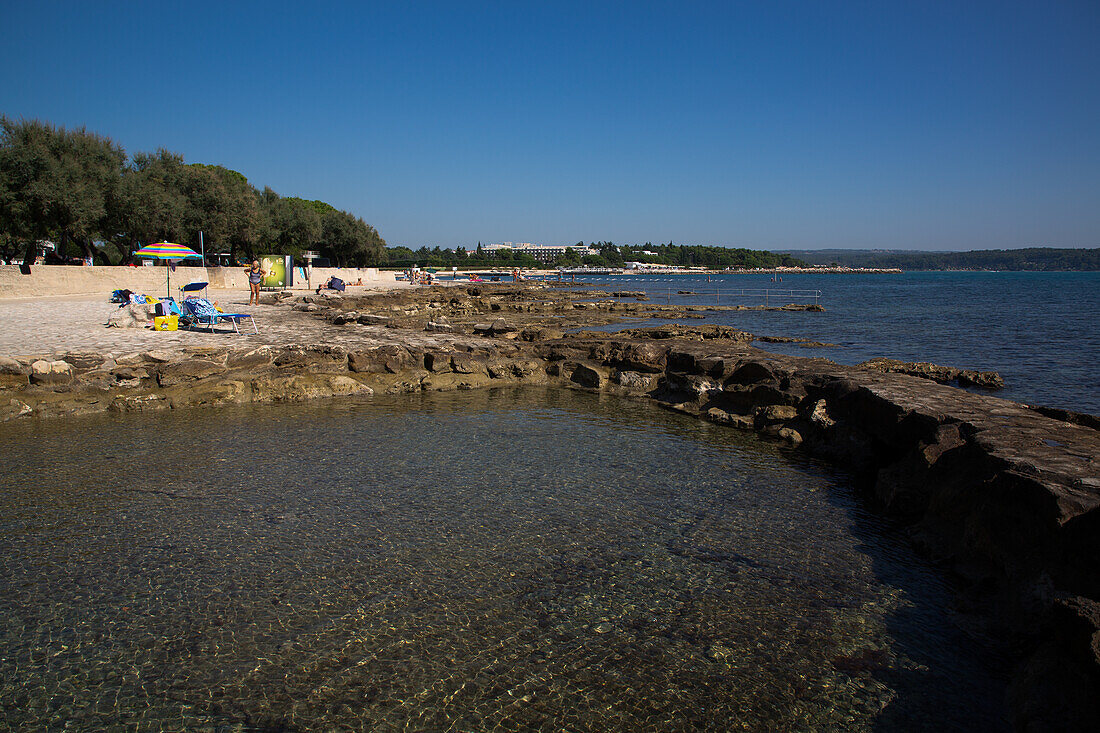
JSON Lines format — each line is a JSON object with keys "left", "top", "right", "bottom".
{"left": 404, "top": 269, "right": 433, "bottom": 285}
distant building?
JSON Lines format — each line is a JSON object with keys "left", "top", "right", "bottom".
{"left": 624, "top": 261, "right": 675, "bottom": 270}
{"left": 484, "top": 242, "right": 597, "bottom": 263}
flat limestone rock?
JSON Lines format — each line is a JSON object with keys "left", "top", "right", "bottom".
{"left": 0, "top": 357, "right": 30, "bottom": 389}
{"left": 30, "top": 359, "right": 73, "bottom": 385}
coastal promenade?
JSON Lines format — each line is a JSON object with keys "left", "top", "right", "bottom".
{"left": 0, "top": 282, "right": 1096, "bottom": 729}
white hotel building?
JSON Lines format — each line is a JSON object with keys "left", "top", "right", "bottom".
{"left": 481, "top": 242, "right": 598, "bottom": 263}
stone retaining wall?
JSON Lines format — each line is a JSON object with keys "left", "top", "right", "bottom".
{"left": 0, "top": 264, "right": 394, "bottom": 299}
{"left": 205, "top": 265, "right": 391, "bottom": 290}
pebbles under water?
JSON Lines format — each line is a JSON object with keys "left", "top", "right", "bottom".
{"left": 0, "top": 389, "right": 1007, "bottom": 730}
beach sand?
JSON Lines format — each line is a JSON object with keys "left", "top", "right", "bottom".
{"left": 0, "top": 281, "right": 458, "bottom": 360}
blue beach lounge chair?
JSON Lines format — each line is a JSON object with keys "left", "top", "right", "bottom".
{"left": 180, "top": 298, "right": 258, "bottom": 334}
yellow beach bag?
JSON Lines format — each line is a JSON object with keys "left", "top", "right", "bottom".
{"left": 153, "top": 314, "right": 179, "bottom": 331}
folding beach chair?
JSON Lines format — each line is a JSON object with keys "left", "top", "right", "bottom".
{"left": 180, "top": 298, "right": 258, "bottom": 334}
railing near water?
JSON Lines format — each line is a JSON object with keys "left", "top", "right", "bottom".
{"left": 653, "top": 288, "right": 822, "bottom": 306}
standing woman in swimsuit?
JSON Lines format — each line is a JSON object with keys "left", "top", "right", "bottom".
{"left": 245, "top": 260, "right": 265, "bottom": 305}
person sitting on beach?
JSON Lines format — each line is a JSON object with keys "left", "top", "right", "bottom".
{"left": 316, "top": 275, "right": 348, "bottom": 294}
{"left": 244, "top": 260, "right": 265, "bottom": 305}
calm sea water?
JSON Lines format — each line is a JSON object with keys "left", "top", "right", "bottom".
{"left": 0, "top": 390, "right": 1007, "bottom": 730}
{"left": 582, "top": 271, "right": 1100, "bottom": 415}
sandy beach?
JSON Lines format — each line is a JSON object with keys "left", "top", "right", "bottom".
{"left": 0, "top": 281, "right": 451, "bottom": 360}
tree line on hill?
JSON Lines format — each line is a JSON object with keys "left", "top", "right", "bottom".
{"left": 779, "top": 247, "right": 1100, "bottom": 271}
{"left": 613, "top": 242, "right": 805, "bottom": 269}
{"left": 386, "top": 245, "right": 542, "bottom": 269}
{"left": 386, "top": 241, "right": 806, "bottom": 270}
{"left": 0, "top": 117, "right": 386, "bottom": 267}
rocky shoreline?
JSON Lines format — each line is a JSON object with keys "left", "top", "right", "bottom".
{"left": 2, "top": 283, "right": 1097, "bottom": 729}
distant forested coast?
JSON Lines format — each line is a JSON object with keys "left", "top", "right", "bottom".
{"left": 778, "top": 247, "right": 1100, "bottom": 271}
{"left": 386, "top": 242, "right": 806, "bottom": 270}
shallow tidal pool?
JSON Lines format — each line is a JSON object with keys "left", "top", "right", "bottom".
{"left": 0, "top": 388, "right": 1007, "bottom": 730}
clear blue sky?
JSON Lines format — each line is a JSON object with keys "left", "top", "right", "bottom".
{"left": 2, "top": 0, "right": 1098, "bottom": 250}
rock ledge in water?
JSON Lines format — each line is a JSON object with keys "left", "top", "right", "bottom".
{"left": 858, "top": 357, "right": 1004, "bottom": 390}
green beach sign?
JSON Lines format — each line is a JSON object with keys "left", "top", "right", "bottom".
{"left": 259, "top": 255, "right": 292, "bottom": 288}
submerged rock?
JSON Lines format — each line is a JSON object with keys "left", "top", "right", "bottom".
{"left": 756, "top": 335, "right": 839, "bottom": 348}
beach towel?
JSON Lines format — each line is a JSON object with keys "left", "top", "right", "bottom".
{"left": 184, "top": 298, "right": 220, "bottom": 319}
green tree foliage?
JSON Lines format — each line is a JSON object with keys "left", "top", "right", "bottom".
{"left": 111, "top": 149, "right": 189, "bottom": 258}
{"left": 263, "top": 194, "right": 323, "bottom": 258}
{"left": 253, "top": 195, "right": 385, "bottom": 266}
{"left": 560, "top": 247, "right": 582, "bottom": 265}
{"left": 381, "top": 240, "right": 806, "bottom": 271}
{"left": 382, "top": 245, "right": 540, "bottom": 269}
{"left": 0, "top": 117, "right": 388, "bottom": 266}
{"left": 599, "top": 242, "right": 624, "bottom": 266}
{"left": 779, "top": 247, "right": 1100, "bottom": 271}
{"left": 0, "top": 116, "right": 127, "bottom": 264}
{"left": 182, "top": 164, "right": 262, "bottom": 257}
{"left": 387, "top": 246, "right": 416, "bottom": 261}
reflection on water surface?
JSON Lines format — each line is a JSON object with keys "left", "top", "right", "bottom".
{"left": 0, "top": 389, "right": 1006, "bottom": 730}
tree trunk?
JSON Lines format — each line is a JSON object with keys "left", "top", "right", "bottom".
{"left": 21, "top": 240, "right": 36, "bottom": 268}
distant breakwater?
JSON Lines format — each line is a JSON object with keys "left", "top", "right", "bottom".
{"left": 1, "top": 290, "right": 1097, "bottom": 729}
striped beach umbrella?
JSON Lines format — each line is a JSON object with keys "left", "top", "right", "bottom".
{"left": 134, "top": 242, "right": 203, "bottom": 297}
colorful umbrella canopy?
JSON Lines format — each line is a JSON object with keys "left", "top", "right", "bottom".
{"left": 133, "top": 242, "right": 203, "bottom": 298}
{"left": 133, "top": 242, "right": 202, "bottom": 260}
